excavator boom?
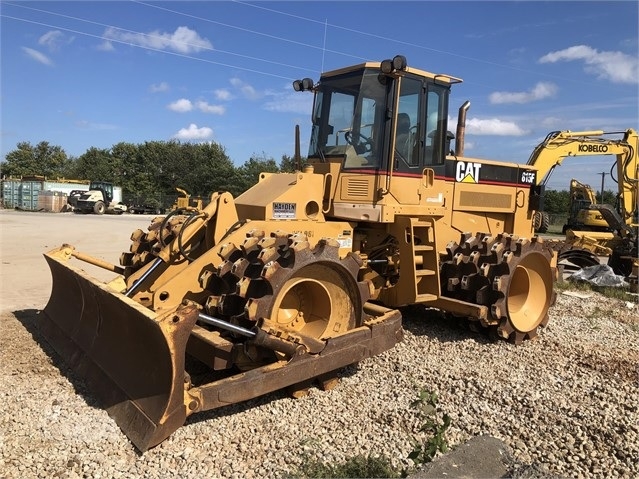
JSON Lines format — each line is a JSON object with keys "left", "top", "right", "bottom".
{"left": 527, "top": 129, "right": 638, "bottom": 281}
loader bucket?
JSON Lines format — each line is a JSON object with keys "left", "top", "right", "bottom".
{"left": 42, "top": 248, "right": 198, "bottom": 451}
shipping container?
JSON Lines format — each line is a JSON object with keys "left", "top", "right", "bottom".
{"left": 43, "top": 181, "right": 90, "bottom": 197}
{"left": 1, "top": 179, "right": 121, "bottom": 211}
{"left": 1, "top": 179, "right": 42, "bottom": 210}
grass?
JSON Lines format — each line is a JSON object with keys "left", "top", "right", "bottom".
{"left": 293, "top": 389, "right": 452, "bottom": 478}
{"left": 556, "top": 278, "right": 637, "bottom": 302}
{"left": 294, "top": 454, "right": 400, "bottom": 478}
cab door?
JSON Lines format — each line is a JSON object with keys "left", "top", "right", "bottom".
{"left": 390, "top": 76, "right": 449, "bottom": 206}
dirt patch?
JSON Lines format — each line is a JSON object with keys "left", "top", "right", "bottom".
{"left": 0, "top": 210, "right": 155, "bottom": 313}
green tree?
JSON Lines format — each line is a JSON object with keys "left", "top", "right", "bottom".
{"left": 182, "top": 142, "right": 235, "bottom": 196}
{"left": 2, "top": 141, "right": 72, "bottom": 178}
{"left": 601, "top": 189, "right": 617, "bottom": 206}
{"left": 279, "top": 153, "right": 302, "bottom": 172}
{"left": 73, "top": 147, "right": 113, "bottom": 181}
{"left": 111, "top": 140, "right": 235, "bottom": 207}
{"left": 110, "top": 142, "right": 139, "bottom": 202}
{"left": 543, "top": 189, "right": 570, "bottom": 215}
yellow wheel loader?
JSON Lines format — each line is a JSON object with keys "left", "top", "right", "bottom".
{"left": 43, "top": 56, "right": 558, "bottom": 451}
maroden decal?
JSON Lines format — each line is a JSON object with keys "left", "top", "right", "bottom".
{"left": 273, "top": 202, "right": 296, "bottom": 219}
{"left": 455, "top": 161, "right": 482, "bottom": 183}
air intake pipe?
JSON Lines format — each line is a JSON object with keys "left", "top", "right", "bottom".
{"left": 455, "top": 101, "right": 471, "bottom": 157}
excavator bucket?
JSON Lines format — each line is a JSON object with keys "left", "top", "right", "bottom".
{"left": 41, "top": 247, "right": 198, "bottom": 451}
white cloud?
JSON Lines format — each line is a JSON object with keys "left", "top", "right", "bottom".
{"left": 540, "top": 117, "right": 562, "bottom": 128}
{"left": 21, "top": 47, "right": 53, "bottom": 66}
{"left": 230, "top": 78, "right": 259, "bottom": 100}
{"left": 149, "top": 82, "right": 169, "bottom": 93}
{"left": 173, "top": 123, "right": 213, "bottom": 140}
{"left": 539, "top": 45, "right": 638, "bottom": 84}
{"left": 38, "top": 30, "right": 73, "bottom": 51}
{"left": 489, "top": 82, "right": 558, "bottom": 104}
{"left": 263, "top": 92, "right": 312, "bottom": 114}
{"left": 168, "top": 99, "right": 193, "bottom": 112}
{"left": 214, "top": 89, "right": 233, "bottom": 101}
{"left": 103, "top": 26, "right": 212, "bottom": 54}
{"left": 96, "top": 40, "right": 114, "bottom": 52}
{"left": 196, "top": 101, "right": 225, "bottom": 115}
{"left": 168, "top": 98, "right": 225, "bottom": 114}
{"left": 465, "top": 117, "right": 528, "bottom": 136}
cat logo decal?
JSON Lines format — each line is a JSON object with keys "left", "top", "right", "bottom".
{"left": 455, "top": 161, "right": 482, "bottom": 183}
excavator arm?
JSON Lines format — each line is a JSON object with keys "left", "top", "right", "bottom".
{"left": 527, "top": 128, "right": 638, "bottom": 230}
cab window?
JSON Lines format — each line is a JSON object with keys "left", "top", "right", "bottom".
{"left": 394, "top": 78, "right": 448, "bottom": 174}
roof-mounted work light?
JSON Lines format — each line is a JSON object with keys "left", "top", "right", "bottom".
{"left": 293, "top": 77, "right": 314, "bottom": 91}
{"left": 380, "top": 55, "right": 407, "bottom": 74}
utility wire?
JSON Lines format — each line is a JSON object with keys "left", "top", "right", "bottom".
{"left": 1, "top": 14, "right": 299, "bottom": 81}
{"left": 3, "top": 0, "right": 613, "bottom": 89}
{"left": 2, "top": 1, "right": 321, "bottom": 76}
{"left": 232, "top": 0, "right": 605, "bottom": 87}
{"left": 132, "top": 0, "right": 368, "bottom": 63}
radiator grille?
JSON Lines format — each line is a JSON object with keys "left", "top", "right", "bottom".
{"left": 346, "top": 178, "right": 370, "bottom": 197}
{"left": 459, "top": 191, "right": 512, "bottom": 209}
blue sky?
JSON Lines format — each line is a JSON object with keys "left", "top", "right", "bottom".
{"left": 1, "top": 0, "right": 637, "bottom": 191}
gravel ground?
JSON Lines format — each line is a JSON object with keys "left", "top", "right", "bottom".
{"left": 0, "top": 211, "right": 637, "bottom": 478}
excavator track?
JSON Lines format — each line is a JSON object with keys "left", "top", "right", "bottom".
{"left": 440, "top": 232, "right": 556, "bottom": 344}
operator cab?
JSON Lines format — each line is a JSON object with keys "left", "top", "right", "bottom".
{"left": 89, "top": 180, "right": 114, "bottom": 203}
{"left": 300, "top": 55, "right": 460, "bottom": 176}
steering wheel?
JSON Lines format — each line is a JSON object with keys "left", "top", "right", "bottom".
{"left": 344, "top": 131, "right": 374, "bottom": 154}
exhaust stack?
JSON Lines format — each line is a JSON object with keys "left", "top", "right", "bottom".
{"left": 295, "top": 124, "right": 301, "bottom": 170}
{"left": 455, "top": 100, "right": 471, "bottom": 157}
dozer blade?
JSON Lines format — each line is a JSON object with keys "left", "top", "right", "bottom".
{"left": 42, "top": 248, "right": 198, "bottom": 452}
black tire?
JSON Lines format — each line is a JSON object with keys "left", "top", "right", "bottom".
{"left": 93, "top": 201, "right": 106, "bottom": 215}
{"left": 538, "top": 212, "right": 550, "bottom": 233}
{"left": 533, "top": 211, "right": 550, "bottom": 233}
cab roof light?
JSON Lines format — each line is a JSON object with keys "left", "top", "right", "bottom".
{"left": 381, "top": 55, "right": 407, "bottom": 74}
{"left": 293, "top": 77, "right": 315, "bottom": 92}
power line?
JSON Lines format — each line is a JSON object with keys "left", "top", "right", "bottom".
{"left": 132, "top": 0, "right": 368, "bottom": 64}
{"left": 231, "top": 0, "right": 604, "bottom": 87}
{"left": 1, "top": 14, "right": 299, "bottom": 81}
{"left": 3, "top": 0, "right": 606, "bottom": 89}
{"left": 2, "top": 2, "right": 323, "bottom": 76}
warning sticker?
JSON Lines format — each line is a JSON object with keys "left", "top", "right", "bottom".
{"left": 337, "top": 235, "right": 353, "bottom": 248}
{"left": 337, "top": 238, "right": 353, "bottom": 248}
{"left": 273, "top": 202, "right": 296, "bottom": 219}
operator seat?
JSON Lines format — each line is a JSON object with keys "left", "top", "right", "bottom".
{"left": 396, "top": 113, "right": 412, "bottom": 164}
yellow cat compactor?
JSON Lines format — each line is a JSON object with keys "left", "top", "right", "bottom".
{"left": 43, "top": 56, "right": 557, "bottom": 451}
